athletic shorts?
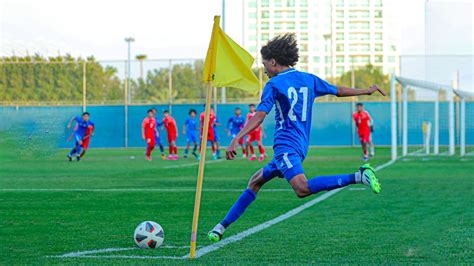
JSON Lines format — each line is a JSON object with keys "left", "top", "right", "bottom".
{"left": 232, "top": 133, "right": 244, "bottom": 145}
{"left": 154, "top": 134, "right": 162, "bottom": 145}
{"left": 82, "top": 137, "right": 91, "bottom": 150}
{"left": 201, "top": 128, "right": 215, "bottom": 142}
{"left": 247, "top": 130, "right": 261, "bottom": 142}
{"left": 186, "top": 133, "right": 199, "bottom": 144}
{"left": 146, "top": 137, "right": 156, "bottom": 147}
{"left": 74, "top": 133, "right": 84, "bottom": 146}
{"left": 167, "top": 133, "right": 177, "bottom": 143}
{"left": 358, "top": 131, "right": 371, "bottom": 143}
{"left": 262, "top": 150, "right": 304, "bottom": 182}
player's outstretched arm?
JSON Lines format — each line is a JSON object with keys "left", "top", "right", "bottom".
{"left": 226, "top": 111, "right": 266, "bottom": 160}
{"left": 336, "top": 84, "right": 386, "bottom": 97}
{"left": 67, "top": 116, "right": 75, "bottom": 130}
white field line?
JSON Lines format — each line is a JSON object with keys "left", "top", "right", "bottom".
{"left": 1, "top": 188, "right": 294, "bottom": 192}
{"left": 52, "top": 245, "right": 198, "bottom": 259}
{"left": 162, "top": 157, "right": 243, "bottom": 169}
{"left": 50, "top": 159, "right": 396, "bottom": 261}
{"left": 187, "top": 159, "right": 397, "bottom": 259}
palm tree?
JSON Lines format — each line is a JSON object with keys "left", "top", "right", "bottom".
{"left": 135, "top": 54, "right": 147, "bottom": 81}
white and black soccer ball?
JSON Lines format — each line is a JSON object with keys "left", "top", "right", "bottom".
{"left": 134, "top": 221, "right": 164, "bottom": 249}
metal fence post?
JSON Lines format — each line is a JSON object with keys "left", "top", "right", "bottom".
{"left": 168, "top": 59, "right": 173, "bottom": 113}
{"left": 82, "top": 61, "right": 87, "bottom": 112}
{"left": 124, "top": 61, "right": 129, "bottom": 148}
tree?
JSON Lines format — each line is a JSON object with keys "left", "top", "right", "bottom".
{"left": 334, "top": 64, "right": 391, "bottom": 101}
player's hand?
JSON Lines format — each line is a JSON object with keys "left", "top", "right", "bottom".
{"left": 367, "top": 84, "right": 386, "bottom": 96}
{"left": 226, "top": 139, "right": 239, "bottom": 160}
{"left": 67, "top": 124, "right": 71, "bottom": 130}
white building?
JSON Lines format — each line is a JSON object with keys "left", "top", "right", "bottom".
{"left": 242, "top": 0, "right": 399, "bottom": 78}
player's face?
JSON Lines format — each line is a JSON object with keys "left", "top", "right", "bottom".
{"left": 190, "top": 112, "right": 196, "bottom": 118}
{"left": 235, "top": 109, "right": 241, "bottom": 116}
{"left": 148, "top": 112, "right": 154, "bottom": 118}
{"left": 152, "top": 110, "right": 157, "bottom": 116}
{"left": 249, "top": 106, "right": 256, "bottom": 113}
{"left": 262, "top": 59, "right": 277, "bottom": 78}
{"left": 164, "top": 113, "right": 169, "bottom": 117}
{"left": 82, "top": 114, "right": 89, "bottom": 122}
{"left": 357, "top": 105, "right": 364, "bottom": 112}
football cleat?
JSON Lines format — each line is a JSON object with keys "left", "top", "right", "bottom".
{"left": 249, "top": 155, "right": 257, "bottom": 161}
{"left": 161, "top": 154, "right": 166, "bottom": 160}
{"left": 67, "top": 155, "right": 72, "bottom": 162}
{"left": 192, "top": 152, "right": 198, "bottom": 158}
{"left": 359, "top": 163, "right": 381, "bottom": 194}
{"left": 258, "top": 154, "right": 265, "bottom": 162}
{"left": 76, "top": 156, "right": 81, "bottom": 162}
{"left": 207, "top": 230, "right": 222, "bottom": 243}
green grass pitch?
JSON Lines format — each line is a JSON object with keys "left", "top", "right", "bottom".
{"left": 1, "top": 141, "right": 473, "bottom": 264}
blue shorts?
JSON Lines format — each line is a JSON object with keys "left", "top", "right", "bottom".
{"left": 74, "top": 133, "right": 84, "bottom": 144}
{"left": 154, "top": 134, "right": 162, "bottom": 145}
{"left": 186, "top": 133, "right": 199, "bottom": 144}
{"left": 262, "top": 150, "right": 305, "bottom": 182}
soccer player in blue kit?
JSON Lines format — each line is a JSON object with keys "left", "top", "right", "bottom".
{"left": 67, "top": 112, "right": 94, "bottom": 162}
{"left": 183, "top": 109, "right": 199, "bottom": 159}
{"left": 208, "top": 34, "right": 386, "bottom": 242}
{"left": 151, "top": 108, "right": 166, "bottom": 160}
{"left": 226, "top": 107, "right": 246, "bottom": 158}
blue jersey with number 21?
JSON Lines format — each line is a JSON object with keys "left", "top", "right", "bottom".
{"left": 256, "top": 68, "right": 337, "bottom": 159}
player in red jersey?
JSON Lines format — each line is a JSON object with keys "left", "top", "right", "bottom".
{"left": 246, "top": 104, "right": 266, "bottom": 162}
{"left": 199, "top": 107, "right": 217, "bottom": 160}
{"left": 352, "top": 103, "right": 374, "bottom": 161}
{"left": 142, "top": 109, "right": 158, "bottom": 161}
{"left": 79, "top": 124, "right": 94, "bottom": 158}
{"left": 162, "top": 110, "right": 179, "bottom": 160}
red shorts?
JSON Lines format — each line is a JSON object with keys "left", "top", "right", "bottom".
{"left": 167, "top": 133, "right": 177, "bottom": 143}
{"left": 201, "top": 128, "right": 215, "bottom": 142}
{"left": 358, "top": 131, "right": 371, "bottom": 143}
{"left": 82, "top": 137, "right": 91, "bottom": 150}
{"left": 247, "top": 130, "right": 261, "bottom": 143}
{"left": 146, "top": 137, "right": 156, "bottom": 147}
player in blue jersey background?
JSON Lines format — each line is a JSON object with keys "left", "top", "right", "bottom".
{"left": 226, "top": 107, "right": 246, "bottom": 158}
{"left": 67, "top": 112, "right": 94, "bottom": 162}
{"left": 183, "top": 109, "right": 199, "bottom": 159}
{"left": 208, "top": 33, "right": 386, "bottom": 242}
{"left": 151, "top": 108, "right": 166, "bottom": 160}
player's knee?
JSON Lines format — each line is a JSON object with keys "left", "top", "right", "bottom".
{"left": 247, "top": 169, "right": 264, "bottom": 192}
{"left": 292, "top": 181, "right": 311, "bottom": 198}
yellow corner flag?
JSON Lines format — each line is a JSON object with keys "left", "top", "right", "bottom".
{"left": 189, "top": 16, "right": 259, "bottom": 260}
{"left": 203, "top": 16, "right": 259, "bottom": 94}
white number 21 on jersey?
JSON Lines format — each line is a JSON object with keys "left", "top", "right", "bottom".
{"left": 287, "top": 87, "right": 308, "bottom": 122}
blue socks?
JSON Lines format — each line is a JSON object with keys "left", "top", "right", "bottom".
{"left": 308, "top": 174, "right": 356, "bottom": 194}
{"left": 159, "top": 144, "right": 164, "bottom": 153}
{"left": 75, "top": 145, "right": 82, "bottom": 156}
{"left": 221, "top": 188, "right": 256, "bottom": 228}
{"left": 68, "top": 147, "right": 77, "bottom": 157}
{"left": 216, "top": 149, "right": 221, "bottom": 157}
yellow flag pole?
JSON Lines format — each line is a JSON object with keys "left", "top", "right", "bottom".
{"left": 189, "top": 81, "right": 213, "bottom": 259}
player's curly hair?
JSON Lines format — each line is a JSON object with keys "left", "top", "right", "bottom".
{"left": 260, "top": 33, "right": 299, "bottom": 67}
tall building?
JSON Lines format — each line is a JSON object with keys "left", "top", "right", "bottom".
{"left": 242, "top": 0, "right": 399, "bottom": 79}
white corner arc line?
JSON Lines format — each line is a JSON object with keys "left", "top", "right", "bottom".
{"left": 186, "top": 159, "right": 397, "bottom": 259}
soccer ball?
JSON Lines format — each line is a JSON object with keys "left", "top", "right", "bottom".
{"left": 133, "top": 221, "right": 164, "bottom": 249}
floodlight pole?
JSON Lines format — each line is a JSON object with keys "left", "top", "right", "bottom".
{"left": 125, "top": 37, "right": 135, "bottom": 104}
